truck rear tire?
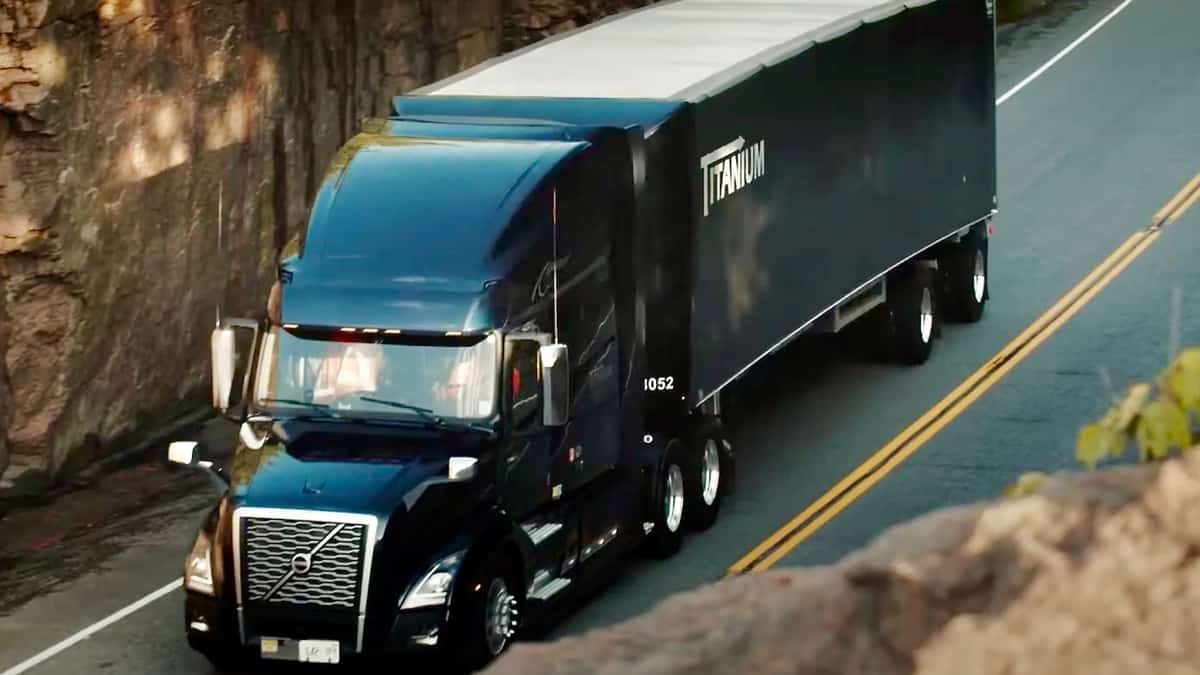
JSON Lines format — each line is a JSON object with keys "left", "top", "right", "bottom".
{"left": 686, "top": 423, "right": 727, "bottom": 531}
{"left": 885, "top": 265, "right": 937, "bottom": 365}
{"left": 942, "top": 225, "right": 988, "bottom": 323}
{"left": 645, "top": 441, "right": 687, "bottom": 559}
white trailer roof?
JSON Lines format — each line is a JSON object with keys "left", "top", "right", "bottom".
{"left": 426, "top": 0, "right": 929, "bottom": 101}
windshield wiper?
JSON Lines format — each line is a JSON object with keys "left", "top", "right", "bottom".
{"left": 358, "top": 396, "right": 494, "bottom": 434}
{"left": 358, "top": 397, "right": 442, "bottom": 424}
{"left": 258, "top": 398, "right": 340, "bottom": 417}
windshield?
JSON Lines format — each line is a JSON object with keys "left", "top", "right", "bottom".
{"left": 252, "top": 327, "right": 498, "bottom": 422}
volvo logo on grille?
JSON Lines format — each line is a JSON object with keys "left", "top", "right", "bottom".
{"left": 291, "top": 552, "right": 313, "bottom": 575}
{"left": 257, "top": 521, "right": 347, "bottom": 603}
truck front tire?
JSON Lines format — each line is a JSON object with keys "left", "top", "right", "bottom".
{"left": 448, "top": 548, "right": 524, "bottom": 672}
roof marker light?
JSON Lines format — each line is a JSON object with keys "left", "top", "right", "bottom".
{"left": 445, "top": 331, "right": 463, "bottom": 337}
{"left": 283, "top": 323, "right": 299, "bottom": 329}
{"left": 340, "top": 327, "right": 357, "bottom": 333}
{"left": 362, "top": 328, "right": 380, "bottom": 334}
{"left": 385, "top": 329, "right": 402, "bottom": 335}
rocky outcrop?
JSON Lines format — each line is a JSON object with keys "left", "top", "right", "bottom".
{"left": 485, "top": 453, "right": 1200, "bottom": 675}
{"left": 0, "top": 0, "right": 652, "bottom": 484}
{"left": 0, "top": 265, "right": 8, "bottom": 477}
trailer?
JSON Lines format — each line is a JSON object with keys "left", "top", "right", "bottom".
{"left": 172, "top": 0, "right": 997, "bottom": 671}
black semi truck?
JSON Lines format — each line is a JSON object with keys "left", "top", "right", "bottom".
{"left": 171, "top": 0, "right": 997, "bottom": 670}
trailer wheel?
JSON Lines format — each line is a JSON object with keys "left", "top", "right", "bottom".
{"left": 448, "top": 547, "right": 524, "bottom": 672}
{"left": 645, "top": 441, "right": 687, "bottom": 559}
{"left": 885, "top": 265, "right": 937, "bottom": 365}
{"left": 686, "top": 421, "right": 728, "bottom": 531}
{"left": 942, "top": 225, "right": 988, "bottom": 323}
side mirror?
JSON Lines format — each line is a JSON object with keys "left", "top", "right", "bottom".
{"left": 168, "top": 441, "right": 198, "bottom": 466}
{"left": 167, "top": 440, "right": 229, "bottom": 489}
{"left": 540, "top": 344, "right": 570, "bottom": 427}
{"left": 448, "top": 456, "right": 478, "bottom": 482}
{"left": 211, "top": 318, "right": 260, "bottom": 417}
{"left": 211, "top": 327, "right": 236, "bottom": 411}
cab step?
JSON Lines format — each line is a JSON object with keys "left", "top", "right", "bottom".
{"left": 528, "top": 569, "right": 572, "bottom": 601}
{"left": 521, "top": 521, "right": 563, "bottom": 546}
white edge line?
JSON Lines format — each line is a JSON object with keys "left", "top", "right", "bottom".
{"left": 996, "top": 0, "right": 1135, "bottom": 106}
{"left": 0, "top": 1, "right": 1143, "bottom": 673}
{"left": 0, "top": 579, "right": 182, "bottom": 675}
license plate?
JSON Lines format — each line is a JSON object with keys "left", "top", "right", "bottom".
{"left": 298, "top": 640, "right": 340, "bottom": 664}
{"left": 260, "top": 637, "right": 341, "bottom": 664}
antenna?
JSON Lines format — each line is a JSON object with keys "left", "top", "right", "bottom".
{"left": 552, "top": 188, "right": 560, "bottom": 343}
{"left": 216, "top": 181, "right": 223, "bottom": 326}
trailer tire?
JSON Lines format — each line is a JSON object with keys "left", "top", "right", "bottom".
{"left": 645, "top": 441, "right": 687, "bottom": 559}
{"left": 686, "top": 422, "right": 727, "bottom": 531}
{"left": 942, "top": 225, "right": 988, "bottom": 323}
{"left": 448, "top": 547, "right": 524, "bottom": 673}
{"left": 885, "top": 264, "right": 937, "bottom": 365}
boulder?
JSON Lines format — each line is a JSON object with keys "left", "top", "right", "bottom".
{"left": 485, "top": 453, "right": 1200, "bottom": 675}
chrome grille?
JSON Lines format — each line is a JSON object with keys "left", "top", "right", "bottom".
{"left": 242, "top": 516, "right": 366, "bottom": 609}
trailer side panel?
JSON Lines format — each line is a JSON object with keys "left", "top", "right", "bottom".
{"left": 688, "top": 0, "right": 997, "bottom": 402}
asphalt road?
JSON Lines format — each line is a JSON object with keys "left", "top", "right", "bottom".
{"left": 3, "top": 0, "right": 1199, "bottom": 672}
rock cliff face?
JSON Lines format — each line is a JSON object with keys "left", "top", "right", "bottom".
{"left": 485, "top": 454, "right": 1200, "bottom": 675}
{"left": 0, "top": 0, "right": 650, "bottom": 483}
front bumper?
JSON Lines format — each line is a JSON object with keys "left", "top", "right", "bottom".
{"left": 184, "top": 591, "right": 448, "bottom": 659}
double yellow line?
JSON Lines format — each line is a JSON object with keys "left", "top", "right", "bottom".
{"left": 727, "top": 171, "right": 1200, "bottom": 576}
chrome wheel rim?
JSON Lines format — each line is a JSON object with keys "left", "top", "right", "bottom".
{"left": 972, "top": 250, "right": 986, "bottom": 302}
{"left": 664, "top": 464, "right": 684, "bottom": 532}
{"left": 701, "top": 440, "right": 721, "bottom": 506}
{"left": 919, "top": 288, "right": 933, "bottom": 343}
{"left": 484, "top": 578, "right": 517, "bottom": 656}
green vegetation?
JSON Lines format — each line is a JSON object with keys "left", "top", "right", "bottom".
{"left": 1006, "top": 349, "right": 1200, "bottom": 499}
{"left": 1075, "top": 348, "right": 1200, "bottom": 467}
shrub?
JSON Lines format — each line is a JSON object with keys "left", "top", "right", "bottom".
{"left": 1075, "top": 348, "right": 1200, "bottom": 467}
{"left": 1005, "top": 348, "right": 1200, "bottom": 498}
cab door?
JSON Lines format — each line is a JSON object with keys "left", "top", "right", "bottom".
{"left": 499, "top": 335, "right": 582, "bottom": 589}
{"left": 498, "top": 336, "right": 551, "bottom": 521}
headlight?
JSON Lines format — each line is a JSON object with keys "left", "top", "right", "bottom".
{"left": 400, "top": 551, "right": 463, "bottom": 610}
{"left": 185, "top": 529, "right": 215, "bottom": 596}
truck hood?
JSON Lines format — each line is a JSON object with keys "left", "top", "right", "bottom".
{"left": 230, "top": 423, "right": 494, "bottom": 521}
